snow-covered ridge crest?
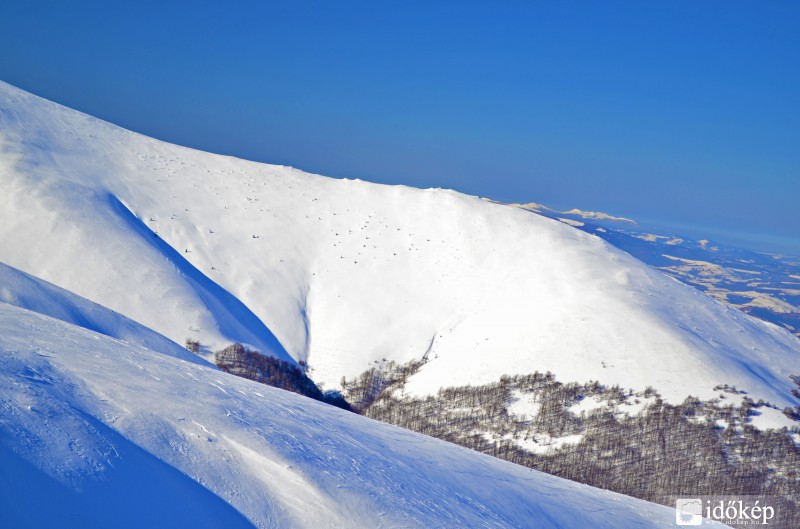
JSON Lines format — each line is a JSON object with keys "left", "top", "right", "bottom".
{"left": 0, "top": 80, "right": 798, "bottom": 418}
{"left": 0, "top": 260, "right": 203, "bottom": 365}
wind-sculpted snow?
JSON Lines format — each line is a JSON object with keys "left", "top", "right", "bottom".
{"left": 0, "top": 80, "right": 798, "bottom": 420}
{"left": 0, "top": 261, "right": 205, "bottom": 365}
{"left": 0, "top": 303, "right": 678, "bottom": 528}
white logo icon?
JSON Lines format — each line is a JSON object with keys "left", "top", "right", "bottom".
{"left": 676, "top": 498, "right": 703, "bottom": 525}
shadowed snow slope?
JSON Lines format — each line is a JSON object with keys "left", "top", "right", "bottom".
{"left": 0, "top": 260, "right": 206, "bottom": 365}
{"left": 0, "top": 302, "right": 680, "bottom": 528}
{"left": 0, "top": 81, "right": 798, "bottom": 416}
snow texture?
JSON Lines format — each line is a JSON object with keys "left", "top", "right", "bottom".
{"left": 0, "top": 302, "right": 679, "bottom": 528}
{"left": 0, "top": 260, "right": 204, "bottom": 365}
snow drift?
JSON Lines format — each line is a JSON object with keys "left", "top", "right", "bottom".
{"left": 0, "top": 260, "right": 203, "bottom": 365}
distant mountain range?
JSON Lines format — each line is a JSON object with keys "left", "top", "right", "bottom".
{"left": 514, "top": 202, "right": 800, "bottom": 339}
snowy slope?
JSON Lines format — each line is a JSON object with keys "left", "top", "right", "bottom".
{"left": 0, "top": 302, "right": 679, "bottom": 529}
{"left": 1, "top": 81, "right": 799, "bottom": 414}
{"left": 0, "top": 260, "right": 205, "bottom": 365}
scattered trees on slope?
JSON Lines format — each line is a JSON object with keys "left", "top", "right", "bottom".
{"left": 211, "top": 343, "right": 800, "bottom": 525}
{"left": 339, "top": 360, "right": 800, "bottom": 527}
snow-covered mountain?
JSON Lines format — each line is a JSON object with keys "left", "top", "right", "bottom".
{"left": 1, "top": 80, "right": 798, "bottom": 418}
{"left": 0, "top": 301, "right": 679, "bottom": 528}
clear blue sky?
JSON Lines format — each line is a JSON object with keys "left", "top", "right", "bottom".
{"left": 1, "top": 1, "right": 798, "bottom": 253}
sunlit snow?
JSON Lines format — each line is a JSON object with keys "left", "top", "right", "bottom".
{"left": 0, "top": 303, "right": 679, "bottom": 528}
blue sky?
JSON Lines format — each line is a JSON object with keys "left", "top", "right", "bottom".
{"left": 1, "top": 1, "right": 798, "bottom": 253}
